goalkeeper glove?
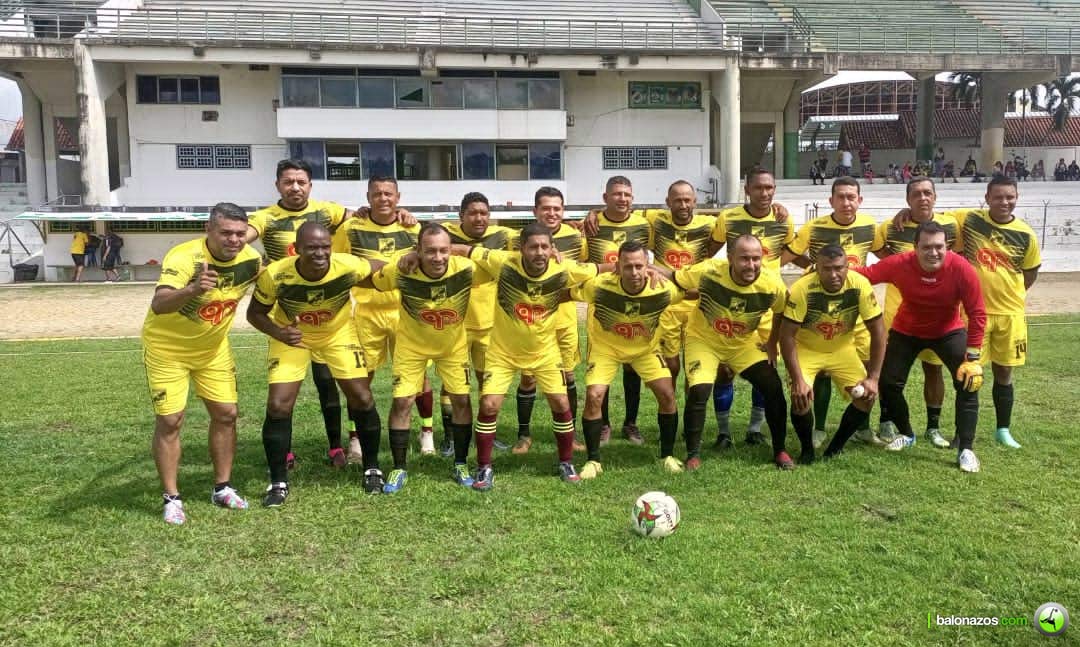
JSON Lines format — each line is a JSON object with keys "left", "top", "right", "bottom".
{"left": 956, "top": 348, "right": 983, "bottom": 392}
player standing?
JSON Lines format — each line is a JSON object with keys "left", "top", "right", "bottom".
{"left": 143, "top": 203, "right": 263, "bottom": 524}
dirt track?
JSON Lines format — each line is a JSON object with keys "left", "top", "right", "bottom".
{"left": 0, "top": 273, "right": 1076, "bottom": 341}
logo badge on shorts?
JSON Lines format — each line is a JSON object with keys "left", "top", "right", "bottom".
{"left": 687, "top": 360, "right": 701, "bottom": 375}
{"left": 268, "top": 358, "right": 280, "bottom": 371}
{"left": 306, "top": 289, "right": 324, "bottom": 304}
{"left": 392, "top": 374, "right": 402, "bottom": 387}
{"left": 151, "top": 389, "right": 167, "bottom": 403}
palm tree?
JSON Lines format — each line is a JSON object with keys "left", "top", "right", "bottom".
{"left": 949, "top": 72, "right": 981, "bottom": 106}
{"left": 1040, "top": 76, "right": 1080, "bottom": 133}
{"left": 1016, "top": 84, "right": 1043, "bottom": 151}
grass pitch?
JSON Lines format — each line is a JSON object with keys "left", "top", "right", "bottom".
{"left": 1, "top": 317, "right": 1077, "bottom": 646}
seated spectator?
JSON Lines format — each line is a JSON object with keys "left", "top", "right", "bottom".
{"left": 993, "top": 161, "right": 1004, "bottom": 178}
{"left": 961, "top": 156, "right": 977, "bottom": 177}
{"left": 809, "top": 161, "right": 825, "bottom": 185}
{"left": 942, "top": 160, "right": 958, "bottom": 183}
{"left": 1005, "top": 161, "right": 1016, "bottom": 179}
{"left": 1031, "top": 160, "right": 1045, "bottom": 181}
{"left": 862, "top": 162, "right": 874, "bottom": 184}
{"left": 1055, "top": 158, "right": 1068, "bottom": 181}
{"left": 1069, "top": 160, "right": 1080, "bottom": 180}
{"left": 901, "top": 162, "right": 913, "bottom": 183}
{"left": 1014, "top": 158, "right": 1029, "bottom": 181}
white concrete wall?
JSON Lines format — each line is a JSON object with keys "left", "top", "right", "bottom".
{"left": 278, "top": 108, "right": 566, "bottom": 141}
{"left": 308, "top": 179, "right": 567, "bottom": 209}
{"left": 562, "top": 70, "right": 710, "bottom": 204}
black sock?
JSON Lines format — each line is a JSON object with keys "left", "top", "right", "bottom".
{"left": 389, "top": 428, "right": 410, "bottom": 470}
{"left": 992, "top": 382, "right": 1014, "bottom": 429}
{"left": 311, "top": 363, "right": 342, "bottom": 450}
{"left": 623, "top": 366, "right": 641, "bottom": 425}
{"left": 791, "top": 411, "right": 815, "bottom": 462}
{"left": 441, "top": 400, "right": 453, "bottom": 439}
{"left": 213, "top": 481, "right": 231, "bottom": 492}
{"left": 516, "top": 387, "right": 536, "bottom": 438}
{"left": 813, "top": 375, "right": 832, "bottom": 430}
{"left": 658, "top": 412, "right": 678, "bottom": 458}
{"left": 567, "top": 381, "right": 578, "bottom": 422}
{"left": 452, "top": 422, "right": 472, "bottom": 464}
{"left": 262, "top": 415, "right": 293, "bottom": 484}
{"left": 684, "top": 385, "right": 710, "bottom": 458}
{"left": 601, "top": 390, "right": 611, "bottom": 427}
{"left": 582, "top": 417, "right": 603, "bottom": 462}
{"left": 349, "top": 406, "right": 382, "bottom": 471}
{"left": 824, "top": 405, "right": 870, "bottom": 457}
{"left": 926, "top": 405, "right": 942, "bottom": 430}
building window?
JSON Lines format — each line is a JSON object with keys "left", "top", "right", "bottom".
{"left": 462, "top": 142, "right": 495, "bottom": 180}
{"left": 529, "top": 142, "right": 561, "bottom": 180}
{"left": 357, "top": 78, "right": 395, "bottom": 108}
{"left": 395, "top": 79, "right": 429, "bottom": 108}
{"left": 47, "top": 221, "right": 77, "bottom": 233}
{"left": 288, "top": 140, "right": 326, "bottom": 180}
{"left": 109, "top": 221, "right": 158, "bottom": 232}
{"left": 282, "top": 77, "right": 319, "bottom": 107}
{"left": 430, "top": 79, "right": 465, "bottom": 109}
{"left": 496, "top": 78, "right": 528, "bottom": 110}
{"left": 361, "top": 141, "right": 395, "bottom": 178}
{"left": 280, "top": 72, "right": 560, "bottom": 110}
{"left": 528, "top": 79, "right": 562, "bottom": 109}
{"left": 602, "top": 147, "right": 668, "bottom": 171}
{"left": 496, "top": 144, "right": 528, "bottom": 180}
{"left": 464, "top": 79, "right": 496, "bottom": 109}
{"left": 396, "top": 144, "right": 459, "bottom": 180}
{"left": 320, "top": 78, "right": 358, "bottom": 108}
{"left": 136, "top": 75, "right": 220, "bottom": 104}
{"left": 326, "top": 142, "right": 362, "bottom": 180}
{"left": 176, "top": 145, "right": 251, "bottom": 170}
{"left": 158, "top": 221, "right": 209, "bottom": 232}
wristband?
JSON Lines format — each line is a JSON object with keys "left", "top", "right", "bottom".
{"left": 965, "top": 347, "right": 981, "bottom": 362}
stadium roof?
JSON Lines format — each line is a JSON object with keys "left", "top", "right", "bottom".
{"left": 840, "top": 110, "right": 1080, "bottom": 150}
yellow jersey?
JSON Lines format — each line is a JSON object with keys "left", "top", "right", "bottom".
{"left": 789, "top": 212, "right": 884, "bottom": 268}
{"left": 646, "top": 209, "right": 717, "bottom": 271}
{"left": 248, "top": 199, "right": 348, "bottom": 261}
{"left": 253, "top": 253, "right": 372, "bottom": 345}
{"left": 712, "top": 205, "right": 796, "bottom": 272}
{"left": 956, "top": 209, "right": 1042, "bottom": 315}
{"left": 332, "top": 217, "right": 420, "bottom": 307}
{"left": 571, "top": 272, "right": 683, "bottom": 360}
{"left": 875, "top": 211, "right": 961, "bottom": 311}
{"left": 469, "top": 248, "right": 598, "bottom": 363}
{"left": 70, "top": 231, "right": 89, "bottom": 255}
{"left": 784, "top": 270, "right": 882, "bottom": 354}
{"left": 142, "top": 238, "right": 262, "bottom": 352}
{"left": 585, "top": 210, "right": 653, "bottom": 264}
{"left": 371, "top": 255, "right": 478, "bottom": 350}
{"left": 445, "top": 222, "right": 516, "bottom": 331}
{"left": 547, "top": 223, "right": 588, "bottom": 329}
{"left": 674, "top": 260, "right": 787, "bottom": 352}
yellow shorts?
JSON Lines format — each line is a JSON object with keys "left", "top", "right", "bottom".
{"left": 355, "top": 306, "right": 399, "bottom": 370}
{"left": 268, "top": 323, "right": 368, "bottom": 384}
{"left": 982, "top": 313, "right": 1028, "bottom": 367}
{"left": 144, "top": 341, "right": 236, "bottom": 416}
{"left": 586, "top": 345, "right": 671, "bottom": 387}
{"left": 683, "top": 335, "right": 767, "bottom": 387}
{"left": 885, "top": 300, "right": 942, "bottom": 365}
{"left": 793, "top": 344, "right": 867, "bottom": 399}
{"left": 392, "top": 340, "right": 471, "bottom": 398}
{"left": 482, "top": 351, "right": 566, "bottom": 397}
{"left": 467, "top": 327, "right": 491, "bottom": 373}
{"left": 557, "top": 325, "right": 580, "bottom": 370}
{"left": 659, "top": 303, "right": 692, "bottom": 358}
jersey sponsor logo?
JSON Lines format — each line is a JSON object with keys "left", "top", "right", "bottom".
{"left": 514, "top": 303, "right": 548, "bottom": 325}
{"left": 286, "top": 242, "right": 296, "bottom": 257}
{"left": 298, "top": 310, "right": 333, "bottom": 326}
{"left": 613, "top": 321, "right": 650, "bottom": 339}
{"left": 827, "top": 300, "right": 842, "bottom": 316}
{"left": 976, "top": 247, "right": 1015, "bottom": 272}
{"left": 197, "top": 299, "right": 238, "bottom": 325}
{"left": 420, "top": 309, "right": 462, "bottom": 330}
{"left": 815, "top": 321, "right": 846, "bottom": 340}
{"left": 846, "top": 255, "right": 861, "bottom": 268}
{"left": 604, "top": 250, "right": 619, "bottom": 264}
{"left": 711, "top": 317, "right": 749, "bottom": 337}
{"left": 663, "top": 249, "right": 695, "bottom": 269}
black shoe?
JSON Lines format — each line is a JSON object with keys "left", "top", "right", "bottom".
{"left": 439, "top": 434, "right": 454, "bottom": 458}
{"left": 363, "top": 468, "right": 385, "bottom": 494}
{"left": 263, "top": 482, "right": 289, "bottom": 507}
{"left": 713, "top": 435, "right": 733, "bottom": 450}
{"left": 745, "top": 431, "right": 767, "bottom": 446}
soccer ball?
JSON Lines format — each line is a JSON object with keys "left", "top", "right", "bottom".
{"left": 631, "top": 491, "right": 680, "bottom": 538}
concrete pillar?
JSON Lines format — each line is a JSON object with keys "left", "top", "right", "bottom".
{"left": 114, "top": 91, "right": 130, "bottom": 181}
{"left": 782, "top": 86, "right": 801, "bottom": 179}
{"left": 979, "top": 74, "right": 1010, "bottom": 174}
{"left": 716, "top": 65, "right": 740, "bottom": 205}
{"left": 74, "top": 38, "right": 110, "bottom": 206}
{"left": 915, "top": 74, "right": 936, "bottom": 163}
{"left": 17, "top": 81, "right": 47, "bottom": 206}
{"left": 41, "top": 103, "right": 59, "bottom": 201}
{"left": 772, "top": 116, "right": 784, "bottom": 179}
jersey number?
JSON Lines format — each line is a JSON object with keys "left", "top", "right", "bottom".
{"left": 1015, "top": 340, "right": 1027, "bottom": 360}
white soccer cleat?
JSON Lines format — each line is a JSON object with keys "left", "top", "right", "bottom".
{"left": 811, "top": 428, "right": 826, "bottom": 450}
{"left": 927, "top": 428, "right": 950, "bottom": 449}
{"left": 958, "top": 449, "right": 981, "bottom": 473}
{"left": 419, "top": 430, "right": 436, "bottom": 456}
{"left": 877, "top": 421, "right": 899, "bottom": 443}
{"left": 884, "top": 434, "right": 915, "bottom": 452}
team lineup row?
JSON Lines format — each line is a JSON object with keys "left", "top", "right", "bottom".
{"left": 142, "top": 161, "right": 1041, "bottom": 524}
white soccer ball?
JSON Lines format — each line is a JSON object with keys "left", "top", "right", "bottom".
{"left": 631, "top": 491, "right": 680, "bottom": 538}
{"left": 850, "top": 384, "right": 866, "bottom": 399}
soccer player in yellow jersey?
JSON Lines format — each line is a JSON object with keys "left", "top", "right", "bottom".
{"left": 441, "top": 192, "right": 516, "bottom": 456}
{"left": 362, "top": 224, "right": 484, "bottom": 492}
{"left": 782, "top": 177, "right": 885, "bottom": 446}
{"left": 955, "top": 177, "right": 1041, "bottom": 449}
{"left": 463, "top": 222, "right": 605, "bottom": 491}
{"left": 571, "top": 241, "right": 682, "bottom": 478}
{"left": 710, "top": 169, "right": 796, "bottom": 447}
{"left": 246, "top": 159, "right": 353, "bottom": 469}
{"left": 142, "top": 203, "right": 263, "bottom": 525}
{"left": 666, "top": 235, "right": 801, "bottom": 470}
{"left": 514, "top": 187, "right": 588, "bottom": 455}
{"left": 872, "top": 177, "right": 960, "bottom": 450}
{"left": 247, "top": 223, "right": 385, "bottom": 505}
{"left": 779, "top": 244, "right": 886, "bottom": 462}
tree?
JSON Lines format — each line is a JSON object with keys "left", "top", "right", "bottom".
{"left": 1040, "top": 76, "right": 1080, "bottom": 133}
{"left": 949, "top": 72, "right": 981, "bottom": 106}
{"left": 1015, "top": 84, "right": 1043, "bottom": 151}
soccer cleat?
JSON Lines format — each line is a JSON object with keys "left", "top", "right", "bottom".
{"left": 745, "top": 431, "right": 767, "bottom": 446}
{"left": 419, "top": 430, "right": 436, "bottom": 456}
{"left": 811, "top": 428, "right": 826, "bottom": 450}
{"left": 877, "top": 421, "right": 899, "bottom": 444}
{"left": 661, "top": 456, "right": 684, "bottom": 473}
{"left": 713, "top": 435, "right": 732, "bottom": 450}
{"left": 599, "top": 424, "right": 612, "bottom": 446}
{"left": 511, "top": 436, "right": 532, "bottom": 455}
{"left": 285, "top": 451, "right": 297, "bottom": 470}
{"left": 558, "top": 461, "right": 581, "bottom": 483}
{"left": 451, "top": 463, "right": 474, "bottom": 487}
{"left": 263, "top": 482, "right": 289, "bottom": 507}
{"left": 472, "top": 465, "right": 494, "bottom": 491}
{"left": 327, "top": 447, "right": 347, "bottom": 469}
{"left": 774, "top": 451, "right": 796, "bottom": 470}
{"left": 362, "top": 469, "right": 385, "bottom": 494}
{"left": 995, "top": 428, "right": 1022, "bottom": 449}
{"left": 346, "top": 435, "right": 363, "bottom": 464}
{"left": 885, "top": 434, "right": 916, "bottom": 452}
{"left": 163, "top": 498, "right": 186, "bottom": 525}
{"left": 211, "top": 486, "right": 249, "bottom": 510}
{"left": 439, "top": 434, "right": 455, "bottom": 457}
{"left": 854, "top": 428, "right": 887, "bottom": 447}
{"left": 382, "top": 469, "right": 408, "bottom": 494}
{"left": 493, "top": 438, "right": 510, "bottom": 451}
{"left": 685, "top": 456, "right": 702, "bottom": 471}
{"left": 579, "top": 460, "right": 603, "bottom": 480}
{"left": 927, "top": 428, "right": 951, "bottom": 449}
{"left": 958, "top": 449, "right": 981, "bottom": 473}
{"left": 622, "top": 424, "right": 644, "bottom": 446}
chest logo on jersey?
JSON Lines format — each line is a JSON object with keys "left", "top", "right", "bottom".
{"left": 826, "top": 300, "right": 842, "bottom": 316}
{"left": 420, "top": 309, "right": 461, "bottom": 330}
{"left": 306, "top": 290, "right": 324, "bottom": 304}
{"left": 751, "top": 225, "right": 765, "bottom": 240}
{"left": 624, "top": 301, "right": 641, "bottom": 316}
{"left": 217, "top": 273, "right": 235, "bottom": 290}
{"left": 514, "top": 303, "right": 548, "bottom": 325}
{"left": 840, "top": 233, "right": 854, "bottom": 248}
{"left": 728, "top": 297, "right": 746, "bottom": 314}
{"left": 430, "top": 285, "right": 447, "bottom": 303}
{"left": 976, "top": 248, "right": 1014, "bottom": 271}
{"left": 379, "top": 239, "right": 397, "bottom": 255}
{"left": 815, "top": 321, "right": 846, "bottom": 340}
{"left": 711, "top": 317, "right": 749, "bottom": 337}
{"left": 197, "top": 299, "right": 238, "bottom": 325}
{"left": 674, "top": 230, "right": 688, "bottom": 243}
{"left": 612, "top": 231, "right": 627, "bottom": 244}
{"left": 298, "top": 310, "right": 333, "bottom": 326}
{"left": 527, "top": 283, "right": 544, "bottom": 299}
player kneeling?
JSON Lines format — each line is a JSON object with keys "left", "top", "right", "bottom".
{"left": 778, "top": 244, "right": 886, "bottom": 461}
{"left": 572, "top": 241, "right": 681, "bottom": 478}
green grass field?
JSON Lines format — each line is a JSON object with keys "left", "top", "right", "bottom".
{"left": 1, "top": 316, "right": 1078, "bottom": 646}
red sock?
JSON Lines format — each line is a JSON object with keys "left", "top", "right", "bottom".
{"left": 552, "top": 409, "right": 575, "bottom": 463}
{"left": 416, "top": 390, "right": 434, "bottom": 419}
{"left": 475, "top": 414, "right": 497, "bottom": 466}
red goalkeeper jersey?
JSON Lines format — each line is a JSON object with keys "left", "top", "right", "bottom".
{"left": 855, "top": 251, "right": 986, "bottom": 348}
